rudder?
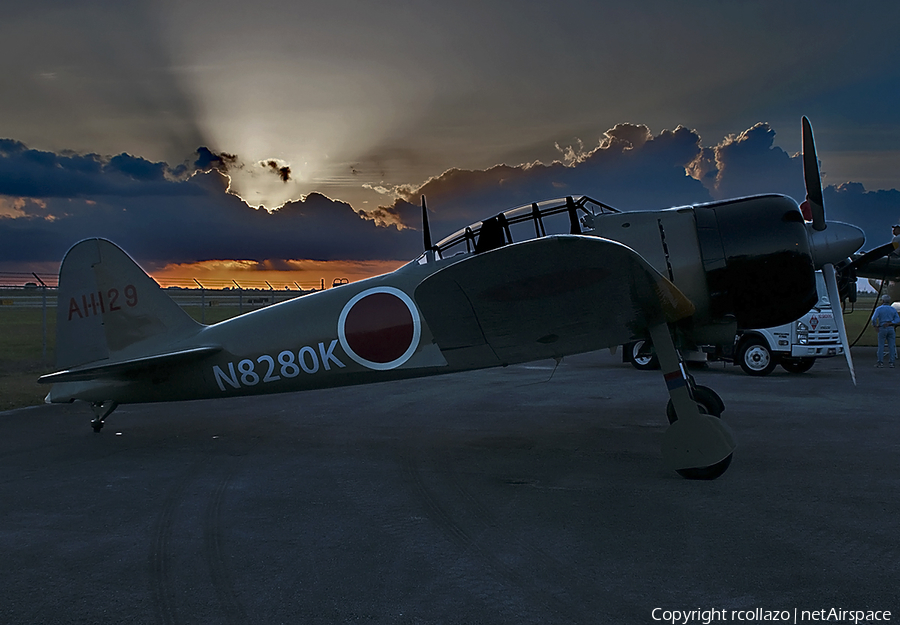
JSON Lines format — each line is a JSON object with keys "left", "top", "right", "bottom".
{"left": 56, "top": 238, "right": 202, "bottom": 369}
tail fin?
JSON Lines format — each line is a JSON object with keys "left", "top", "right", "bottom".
{"left": 56, "top": 238, "right": 202, "bottom": 369}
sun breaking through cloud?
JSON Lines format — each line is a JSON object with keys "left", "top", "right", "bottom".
{"left": 190, "top": 148, "right": 299, "bottom": 210}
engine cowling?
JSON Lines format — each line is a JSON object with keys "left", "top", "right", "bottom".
{"left": 693, "top": 195, "right": 817, "bottom": 329}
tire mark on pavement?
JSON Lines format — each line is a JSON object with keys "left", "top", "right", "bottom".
{"left": 403, "top": 449, "right": 587, "bottom": 624}
{"left": 149, "top": 464, "right": 197, "bottom": 625}
{"left": 204, "top": 461, "right": 249, "bottom": 625}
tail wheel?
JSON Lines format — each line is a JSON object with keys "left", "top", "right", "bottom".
{"left": 738, "top": 339, "right": 777, "bottom": 376}
{"left": 89, "top": 400, "right": 118, "bottom": 433}
{"left": 628, "top": 340, "right": 660, "bottom": 370}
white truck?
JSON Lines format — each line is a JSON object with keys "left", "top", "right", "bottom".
{"left": 626, "top": 272, "right": 844, "bottom": 376}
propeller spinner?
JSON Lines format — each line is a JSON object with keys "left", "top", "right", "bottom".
{"left": 801, "top": 116, "right": 865, "bottom": 384}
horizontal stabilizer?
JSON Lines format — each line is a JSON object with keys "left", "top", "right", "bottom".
{"left": 39, "top": 346, "right": 221, "bottom": 384}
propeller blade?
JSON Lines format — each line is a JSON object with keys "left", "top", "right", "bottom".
{"left": 844, "top": 241, "right": 897, "bottom": 272}
{"left": 823, "top": 263, "right": 856, "bottom": 385}
{"left": 802, "top": 116, "right": 827, "bottom": 232}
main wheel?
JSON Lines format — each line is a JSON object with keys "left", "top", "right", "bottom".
{"left": 666, "top": 387, "right": 723, "bottom": 424}
{"left": 781, "top": 357, "right": 815, "bottom": 374}
{"left": 738, "top": 339, "right": 777, "bottom": 376}
{"left": 694, "top": 385, "right": 725, "bottom": 415}
{"left": 627, "top": 340, "right": 660, "bottom": 371}
{"left": 664, "top": 397, "right": 732, "bottom": 479}
{"left": 677, "top": 453, "right": 733, "bottom": 480}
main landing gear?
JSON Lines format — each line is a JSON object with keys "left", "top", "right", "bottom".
{"left": 89, "top": 401, "right": 118, "bottom": 432}
{"left": 647, "top": 322, "right": 735, "bottom": 480}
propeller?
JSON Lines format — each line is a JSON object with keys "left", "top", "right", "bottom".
{"left": 421, "top": 195, "right": 433, "bottom": 250}
{"left": 822, "top": 263, "right": 855, "bottom": 384}
{"left": 801, "top": 116, "right": 864, "bottom": 385}
{"left": 802, "top": 117, "right": 827, "bottom": 232}
{"left": 844, "top": 242, "right": 897, "bottom": 271}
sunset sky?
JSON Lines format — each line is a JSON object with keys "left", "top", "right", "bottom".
{"left": 2, "top": 0, "right": 899, "bottom": 288}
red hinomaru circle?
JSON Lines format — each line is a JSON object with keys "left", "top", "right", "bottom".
{"left": 343, "top": 292, "right": 415, "bottom": 364}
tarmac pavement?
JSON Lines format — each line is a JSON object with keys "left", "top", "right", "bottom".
{"left": 0, "top": 347, "right": 896, "bottom": 624}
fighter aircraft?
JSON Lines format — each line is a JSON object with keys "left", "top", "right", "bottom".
{"left": 39, "top": 117, "right": 865, "bottom": 480}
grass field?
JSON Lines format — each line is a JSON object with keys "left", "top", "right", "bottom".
{"left": 0, "top": 296, "right": 890, "bottom": 411}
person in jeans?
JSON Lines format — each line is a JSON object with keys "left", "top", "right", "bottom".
{"left": 871, "top": 295, "right": 900, "bottom": 367}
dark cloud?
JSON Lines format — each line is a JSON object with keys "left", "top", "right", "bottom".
{"left": 0, "top": 139, "right": 27, "bottom": 156}
{"left": 0, "top": 141, "right": 420, "bottom": 267}
{"left": 363, "top": 124, "right": 713, "bottom": 236}
{"left": 193, "top": 148, "right": 238, "bottom": 176}
{"left": 826, "top": 183, "right": 900, "bottom": 249}
{"left": 107, "top": 153, "right": 168, "bottom": 182}
{"left": 189, "top": 150, "right": 294, "bottom": 189}
{"left": 706, "top": 122, "right": 803, "bottom": 201}
{"left": 602, "top": 123, "right": 652, "bottom": 152}
{"left": 0, "top": 141, "right": 298, "bottom": 210}
{"left": 695, "top": 122, "right": 900, "bottom": 250}
{"left": 0, "top": 181, "right": 421, "bottom": 268}
{"left": 265, "top": 160, "right": 291, "bottom": 182}
{"left": 3, "top": 122, "right": 898, "bottom": 271}
{"left": 362, "top": 199, "right": 420, "bottom": 231}
{"left": 362, "top": 122, "right": 900, "bottom": 251}
{"left": 252, "top": 259, "right": 303, "bottom": 272}
{"left": 686, "top": 147, "right": 718, "bottom": 188}
{"left": 0, "top": 140, "right": 202, "bottom": 198}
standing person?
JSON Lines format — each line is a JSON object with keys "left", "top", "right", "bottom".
{"left": 871, "top": 295, "right": 900, "bottom": 368}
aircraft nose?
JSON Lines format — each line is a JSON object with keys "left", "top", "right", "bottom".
{"left": 807, "top": 221, "right": 866, "bottom": 268}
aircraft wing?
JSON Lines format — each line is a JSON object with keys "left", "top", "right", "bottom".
{"left": 38, "top": 346, "right": 221, "bottom": 384}
{"left": 849, "top": 251, "right": 900, "bottom": 281}
{"left": 415, "top": 234, "right": 694, "bottom": 366}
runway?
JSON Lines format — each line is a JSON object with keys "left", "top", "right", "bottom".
{"left": 1, "top": 348, "right": 896, "bottom": 624}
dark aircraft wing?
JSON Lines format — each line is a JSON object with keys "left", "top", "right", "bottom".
{"left": 415, "top": 234, "right": 694, "bottom": 366}
{"left": 849, "top": 251, "right": 900, "bottom": 281}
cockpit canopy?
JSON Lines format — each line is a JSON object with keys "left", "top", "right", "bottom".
{"left": 426, "top": 196, "right": 620, "bottom": 262}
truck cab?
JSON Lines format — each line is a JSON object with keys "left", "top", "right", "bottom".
{"left": 732, "top": 272, "right": 842, "bottom": 375}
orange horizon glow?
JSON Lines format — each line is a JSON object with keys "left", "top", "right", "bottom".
{"left": 149, "top": 258, "right": 408, "bottom": 291}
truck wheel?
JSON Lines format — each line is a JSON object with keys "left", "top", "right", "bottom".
{"left": 781, "top": 357, "right": 815, "bottom": 374}
{"left": 627, "top": 340, "right": 660, "bottom": 370}
{"left": 738, "top": 339, "right": 777, "bottom": 376}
